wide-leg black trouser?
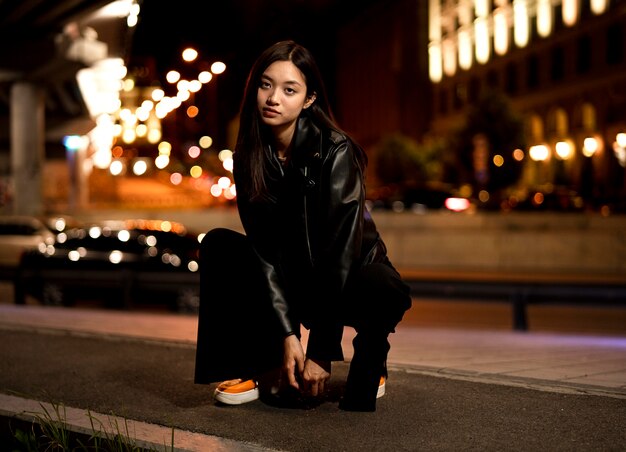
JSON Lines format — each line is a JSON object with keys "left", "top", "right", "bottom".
{"left": 194, "top": 228, "right": 412, "bottom": 410}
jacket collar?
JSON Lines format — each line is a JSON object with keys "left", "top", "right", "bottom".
{"left": 292, "top": 114, "right": 323, "bottom": 165}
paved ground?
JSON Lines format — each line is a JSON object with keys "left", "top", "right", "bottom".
{"left": 0, "top": 301, "right": 625, "bottom": 451}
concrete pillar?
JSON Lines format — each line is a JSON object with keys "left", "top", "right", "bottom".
{"left": 67, "top": 143, "right": 88, "bottom": 212}
{"left": 10, "top": 82, "right": 45, "bottom": 216}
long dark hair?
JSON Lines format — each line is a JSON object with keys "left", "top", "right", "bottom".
{"left": 235, "top": 40, "right": 351, "bottom": 201}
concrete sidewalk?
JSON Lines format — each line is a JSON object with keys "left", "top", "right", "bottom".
{"left": 0, "top": 303, "right": 625, "bottom": 451}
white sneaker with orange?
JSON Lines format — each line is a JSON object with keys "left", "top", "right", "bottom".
{"left": 377, "top": 376, "right": 386, "bottom": 399}
{"left": 214, "top": 379, "right": 259, "bottom": 405}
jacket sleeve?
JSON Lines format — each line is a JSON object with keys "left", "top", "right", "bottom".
{"left": 306, "top": 137, "right": 365, "bottom": 361}
{"left": 234, "top": 168, "right": 297, "bottom": 339}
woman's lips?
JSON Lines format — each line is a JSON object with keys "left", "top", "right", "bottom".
{"left": 262, "top": 108, "right": 279, "bottom": 117}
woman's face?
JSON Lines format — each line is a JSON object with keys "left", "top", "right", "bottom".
{"left": 257, "top": 60, "right": 314, "bottom": 134}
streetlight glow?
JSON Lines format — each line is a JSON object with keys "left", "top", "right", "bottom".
{"left": 583, "top": 137, "right": 599, "bottom": 157}
{"left": 198, "top": 71, "right": 212, "bottom": 83}
{"left": 166, "top": 70, "right": 181, "bottom": 84}
{"left": 182, "top": 47, "right": 198, "bottom": 62}
{"left": 211, "top": 61, "right": 226, "bottom": 74}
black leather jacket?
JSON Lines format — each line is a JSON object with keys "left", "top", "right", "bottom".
{"left": 234, "top": 115, "right": 388, "bottom": 361}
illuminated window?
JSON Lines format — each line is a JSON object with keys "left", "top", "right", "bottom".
{"left": 536, "top": 0, "right": 553, "bottom": 38}
{"left": 562, "top": 0, "right": 579, "bottom": 27}
{"left": 474, "top": 0, "right": 490, "bottom": 64}
{"left": 429, "top": 0, "right": 442, "bottom": 41}
{"left": 429, "top": 42, "right": 443, "bottom": 82}
{"left": 475, "top": 17, "right": 490, "bottom": 64}
{"left": 493, "top": 6, "right": 510, "bottom": 55}
{"left": 443, "top": 38, "right": 457, "bottom": 76}
{"left": 590, "top": 0, "right": 609, "bottom": 14}
{"left": 513, "top": 0, "right": 530, "bottom": 48}
{"left": 458, "top": 27, "right": 473, "bottom": 70}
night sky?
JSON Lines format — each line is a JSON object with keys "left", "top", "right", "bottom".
{"left": 127, "top": 0, "right": 383, "bottom": 110}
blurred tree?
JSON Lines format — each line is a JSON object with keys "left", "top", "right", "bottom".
{"left": 372, "top": 133, "right": 443, "bottom": 188}
{"left": 450, "top": 90, "right": 526, "bottom": 195}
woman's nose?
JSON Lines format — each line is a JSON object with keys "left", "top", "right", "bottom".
{"left": 266, "top": 91, "right": 277, "bottom": 104}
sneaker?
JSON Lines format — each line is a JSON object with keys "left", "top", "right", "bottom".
{"left": 377, "top": 376, "right": 386, "bottom": 399}
{"left": 214, "top": 379, "right": 259, "bottom": 405}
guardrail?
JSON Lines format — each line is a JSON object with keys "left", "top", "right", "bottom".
{"left": 400, "top": 269, "right": 626, "bottom": 331}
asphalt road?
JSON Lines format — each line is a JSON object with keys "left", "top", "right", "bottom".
{"left": 1, "top": 327, "right": 624, "bottom": 451}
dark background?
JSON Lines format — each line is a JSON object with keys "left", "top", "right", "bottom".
{"left": 128, "top": 0, "right": 386, "bottom": 119}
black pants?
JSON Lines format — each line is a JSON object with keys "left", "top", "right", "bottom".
{"left": 194, "top": 228, "right": 411, "bottom": 410}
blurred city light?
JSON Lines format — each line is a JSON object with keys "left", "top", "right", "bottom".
{"left": 529, "top": 145, "right": 549, "bottom": 161}
{"left": 117, "top": 229, "right": 130, "bottom": 242}
{"left": 190, "top": 165, "right": 202, "bottom": 178}
{"left": 166, "top": 70, "right": 181, "bottom": 83}
{"left": 109, "top": 250, "right": 123, "bottom": 264}
{"left": 198, "top": 71, "right": 212, "bottom": 83}
{"left": 182, "top": 47, "right": 198, "bottom": 62}
{"left": 555, "top": 141, "right": 574, "bottom": 160}
{"left": 133, "top": 159, "right": 149, "bottom": 175}
{"left": 63, "top": 135, "right": 85, "bottom": 151}
{"left": 199, "top": 136, "right": 213, "bottom": 148}
{"left": 210, "top": 61, "right": 226, "bottom": 74}
{"left": 155, "top": 154, "right": 169, "bottom": 169}
{"left": 89, "top": 226, "right": 101, "bottom": 239}
{"left": 170, "top": 173, "right": 183, "bottom": 185}
{"left": 512, "top": 149, "right": 525, "bottom": 161}
{"left": 582, "top": 137, "right": 599, "bottom": 157}
{"left": 445, "top": 197, "right": 471, "bottom": 212}
{"left": 188, "top": 146, "right": 201, "bottom": 158}
{"left": 110, "top": 160, "right": 124, "bottom": 176}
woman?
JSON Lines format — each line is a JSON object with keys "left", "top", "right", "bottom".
{"left": 195, "top": 40, "right": 411, "bottom": 412}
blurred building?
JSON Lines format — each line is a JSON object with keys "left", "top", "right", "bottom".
{"left": 334, "top": 0, "right": 431, "bottom": 149}
{"left": 427, "top": 0, "right": 626, "bottom": 210}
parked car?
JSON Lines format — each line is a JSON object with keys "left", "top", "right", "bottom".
{"left": 16, "top": 219, "right": 201, "bottom": 313}
{"left": 0, "top": 215, "right": 55, "bottom": 279}
{"left": 367, "top": 184, "right": 470, "bottom": 213}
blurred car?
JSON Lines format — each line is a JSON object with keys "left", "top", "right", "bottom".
{"left": 16, "top": 219, "right": 201, "bottom": 313}
{"left": 0, "top": 215, "right": 55, "bottom": 278}
{"left": 367, "top": 184, "right": 470, "bottom": 213}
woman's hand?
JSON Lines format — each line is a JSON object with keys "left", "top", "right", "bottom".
{"left": 283, "top": 335, "right": 331, "bottom": 397}
{"left": 302, "top": 358, "right": 331, "bottom": 397}
{"left": 283, "top": 334, "right": 305, "bottom": 391}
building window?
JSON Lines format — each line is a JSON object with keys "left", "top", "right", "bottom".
{"left": 469, "top": 76, "right": 480, "bottom": 104}
{"left": 536, "top": 0, "right": 554, "bottom": 38}
{"left": 576, "top": 35, "right": 592, "bottom": 74}
{"left": 439, "top": 88, "right": 449, "bottom": 115}
{"left": 550, "top": 46, "right": 565, "bottom": 81}
{"left": 606, "top": 24, "right": 624, "bottom": 66}
{"left": 486, "top": 69, "right": 499, "bottom": 90}
{"left": 493, "top": 6, "right": 510, "bottom": 55}
{"left": 514, "top": 0, "right": 530, "bottom": 48}
{"left": 505, "top": 62, "right": 518, "bottom": 94}
{"left": 590, "top": 0, "right": 609, "bottom": 15}
{"left": 562, "top": 0, "right": 580, "bottom": 27}
{"left": 527, "top": 54, "right": 540, "bottom": 88}
{"left": 454, "top": 83, "right": 467, "bottom": 109}
{"left": 458, "top": 27, "right": 474, "bottom": 70}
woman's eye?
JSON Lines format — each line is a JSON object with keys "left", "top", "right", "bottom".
{"left": 285, "top": 88, "right": 295, "bottom": 94}
{"left": 260, "top": 81, "right": 271, "bottom": 89}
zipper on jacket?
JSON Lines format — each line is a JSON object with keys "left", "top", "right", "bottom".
{"left": 302, "top": 165, "right": 314, "bottom": 266}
